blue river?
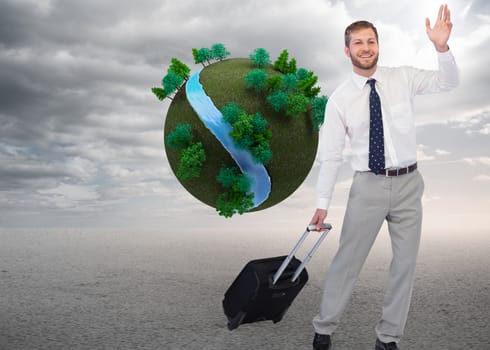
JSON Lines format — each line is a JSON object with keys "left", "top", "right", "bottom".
{"left": 185, "top": 69, "right": 271, "bottom": 208}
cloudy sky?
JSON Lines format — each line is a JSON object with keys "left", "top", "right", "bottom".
{"left": 1, "top": 0, "right": 489, "bottom": 235}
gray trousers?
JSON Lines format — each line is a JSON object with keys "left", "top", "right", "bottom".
{"left": 313, "top": 170, "right": 424, "bottom": 343}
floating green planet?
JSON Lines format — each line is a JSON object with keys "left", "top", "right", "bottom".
{"left": 154, "top": 45, "right": 326, "bottom": 217}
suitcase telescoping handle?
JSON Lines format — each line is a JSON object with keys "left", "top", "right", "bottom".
{"left": 272, "top": 223, "right": 332, "bottom": 285}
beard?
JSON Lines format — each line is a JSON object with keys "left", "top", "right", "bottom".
{"left": 349, "top": 52, "right": 379, "bottom": 71}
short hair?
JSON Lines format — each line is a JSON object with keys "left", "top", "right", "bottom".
{"left": 344, "top": 20, "right": 378, "bottom": 47}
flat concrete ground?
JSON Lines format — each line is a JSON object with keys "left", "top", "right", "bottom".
{"left": 1, "top": 228, "right": 488, "bottom": 350}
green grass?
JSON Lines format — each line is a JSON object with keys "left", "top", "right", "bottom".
{"left": 164, "top": 58, "right": 318, "bottom": 213}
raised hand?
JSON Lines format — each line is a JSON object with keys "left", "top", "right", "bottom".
{"left": 425, "top": 4, "right": 452, "bottom": 52}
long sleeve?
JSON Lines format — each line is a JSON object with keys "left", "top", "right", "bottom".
{"left": 316, "top": 97, "right": 346, "bottom": 209}
{"left": 409, "top": 49, "right": 460, "bottom": 95}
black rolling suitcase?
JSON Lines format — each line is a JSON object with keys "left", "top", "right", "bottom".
{"left": 223, "top": 223, "right": 332, "bottom": 330}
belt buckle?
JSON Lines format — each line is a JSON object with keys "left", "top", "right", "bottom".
{"left": 384, "top": 168, "right": 400, "bottom": 177}
{"left": 385, "top": 168, "right": 398, "bottom": 176}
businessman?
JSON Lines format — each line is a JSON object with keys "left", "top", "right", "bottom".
{"left": 310, "top": 5, "right": 459, "bottom": 350}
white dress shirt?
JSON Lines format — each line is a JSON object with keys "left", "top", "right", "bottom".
{"left": 317, "top": 50, "right": 459, "bottom": 209}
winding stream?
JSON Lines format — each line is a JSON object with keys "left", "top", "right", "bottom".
{"left": 185, "top": 69, "right": 271, "bottom": 208}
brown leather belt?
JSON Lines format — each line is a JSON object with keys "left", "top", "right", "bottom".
{"left": 373, "top": 162, "right": 418, "bottom": 176}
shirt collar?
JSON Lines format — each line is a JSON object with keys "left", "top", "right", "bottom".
{"left": 351, "top": 67, "right": 385, "bottom": 90}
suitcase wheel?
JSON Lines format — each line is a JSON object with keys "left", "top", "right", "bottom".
{"left": 227, "top": 311, "right": 246, "bottom": 331}
{"left": 272, "top": 316, "right": 282, "bottom": 323}
{"left": 272, "top": 307, "right": 289, "bottom": 323}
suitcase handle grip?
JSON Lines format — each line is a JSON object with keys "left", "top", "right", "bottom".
{"left": 272, "top": 223, "right": 332, "bottom": 285}
{"left": 307, "top": 223, "right": 332, "bottom": 232}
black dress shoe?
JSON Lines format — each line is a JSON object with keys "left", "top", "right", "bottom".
{"left": 313, "top": 333, "right": 331, "bottom": 350}
{"left": 375, "top": 338, "right": 400, "bottom": 350}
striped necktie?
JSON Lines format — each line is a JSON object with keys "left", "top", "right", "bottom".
{"left": 367, "top": 79, "right": 385, "bottom": 174}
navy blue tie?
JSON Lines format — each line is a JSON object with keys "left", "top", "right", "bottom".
{"left": 367, "top": 79, "right": 385, "bottom": 174}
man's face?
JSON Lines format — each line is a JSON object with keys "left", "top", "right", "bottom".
{"left": 344, "top": 28, "right": 379, "bottom": 73}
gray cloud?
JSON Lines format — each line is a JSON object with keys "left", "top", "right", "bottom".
{"left": 0, "top": 0, "right": 488, "bottom": 228}
{"left": 417, "top": 112, "right": 490, "bottom": 157}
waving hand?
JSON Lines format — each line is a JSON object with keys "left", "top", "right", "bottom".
{"left": 425, "top": 4, "right": 452, "bottom": 52}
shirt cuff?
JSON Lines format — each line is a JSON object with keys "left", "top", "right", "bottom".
{"left": 437, "top": 49, "right": 454, "bottom": 61}
{"left": 317, "top": 197, "right": 331, "bottom": 210}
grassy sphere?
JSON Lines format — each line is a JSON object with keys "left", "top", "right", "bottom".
{"left": 164, "top": 58, "right": 318, "bottom": 212}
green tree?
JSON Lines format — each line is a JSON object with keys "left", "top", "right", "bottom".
{"left": 230, "top": 113, "right": 254, "bottom": 149}
{"left": 162, "top": 71, "right": 184, "bottom": 96}
{"left": 216, "top": 165, "right": 239, "bottom": 188}
{"left": 226, "top": 110, "right": 272, "bottom": 165}
{"left": 151, "top": 87, "right": 167, "bottom": 101}
{"left": 221, "top": 102, "right": 243, "bottom": 125}
{"left": 286, "top": 93, "right": 309, "bottom": 117}
{"left": 296, "top": 68, "right": 309, "bottom": 81}
{"left": 249, "top": 48, "right": 271, "bottom": 68}
{"left": 211, "top": 43, "right": 230, "bottom": 60}
{"left": 178, "top": 143, "right": 205, "bottom": 180}
{"left": 153, "top": 58, "right": 187, "bottom": 102}
{"left": 273, "top": 49, "right": 289, "bottom": 73}
{"left": 287, "top": 58, "right": 297, "bottom": 74}
{"left": 252, "top": 141, "right": 272, "bottom": 165}
{"left": 235, "top": 173, "right": 253, "bottom": 193}
{"left": 166, "top": 123, "right": 193, "bottom": 149}
{"left": 216, "top": 165, "right": 254, "bottom": 217}
{"left": 310, "top": 95, "right": 328, "bottom": 129}
{"left": 192, "top": 48, "right": 201, "bottom": 65}
{"left": 252, "top": 113, "right": 269, "bottom": 134}
{"left": 216, "top": 191, "right": 254, "bottom": 218}
{"left": 266, "top": 90, "right": 288, "bottom": 112}
{"left": 251, "top": 114, "right": 272, "bottom": 165}
{"left": 281, "top": 73, "right": 298, "bottom": 92}
{"left": 244, "top": 69, "right": 268, "bottom": 93}
{"left": 215, "top": 193, "right": 235, "bottom": 217}
{"left": 298, "top": 71, "right": 321, "bottom": 98}
{"left": 169, "top": 58, "right": 191, "bottom": 81}
{"left": 266, "top": 74, "right": 282, "bottom": 91}
{"left": 176, "top": 142, "right": 206, "bottom": 181}
{"left": 197, "top": 48, "right": 213, "bottom": 65}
